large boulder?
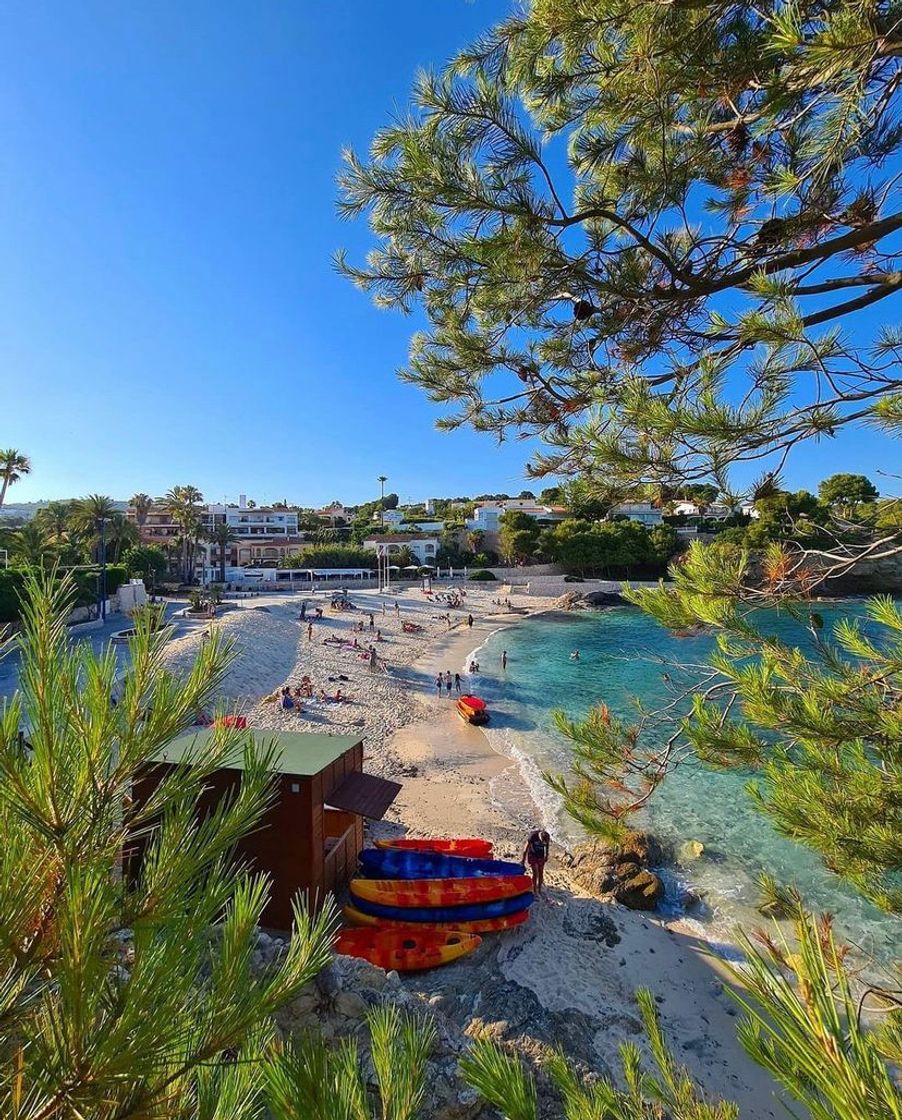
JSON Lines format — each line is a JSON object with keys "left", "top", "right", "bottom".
{"left": 566, "top": 833, "right": 667, "bottom": 911}
{"left": 582, "top": 590, "right": 629, "bottom": 607}
{"left": 612, "top": 869, "right": 665, "bottom": 910}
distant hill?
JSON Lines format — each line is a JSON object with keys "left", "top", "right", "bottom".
{"left": 0, "top": 499, "right": 129, "bottom": 521}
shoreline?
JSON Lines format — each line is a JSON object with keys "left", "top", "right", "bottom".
{"left": 379, "top": 606, "right": 787, "bottom": 1118}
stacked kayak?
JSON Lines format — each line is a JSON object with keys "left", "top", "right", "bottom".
{"left": 374, "top": 837, "right": 493, "bottom": 859}
{"left": 457, "top": 695, "right": 488, "bottom": 725}
{"left": 358, "top": 848, "right": 522, "bottom": 880}
{"left": 343, "top": 903, "right": 529, "bottom": 934}
{"left": 336, "top": 845, "right": 532, "bottom": 970}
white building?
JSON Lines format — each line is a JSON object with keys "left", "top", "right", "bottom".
{"left": 465, "top": 500, "right": 568, "bottom": 533}
{"left": 607, "top": 502, "right": 663, "bottom": 527}
{"left": 363, "top": 535, "right": 440, "bottom": 566}
{"left": 206, "top": 496, "right": 298, "bottom": 537}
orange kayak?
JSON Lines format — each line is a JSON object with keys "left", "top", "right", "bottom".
{"left": 350, "top": 875, "right": 532, "bottom": 909}
{"left": 335, "top": 927, "right": 480, "bottom": 971}
{"left": 344, "top": 903, "right": 529, "bottom": 934}
{"left": 374, "top": 837, "right": 494, "bottom": 859}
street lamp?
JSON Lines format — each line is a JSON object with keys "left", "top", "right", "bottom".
{"left": 377, "top": 475, "right": 388, "bottom": 530}
{"left": 96, "top": 518, "right": 109, "bottom": 622}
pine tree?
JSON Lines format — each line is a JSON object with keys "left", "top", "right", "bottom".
{"left": 0, "top": 571, "right": 336, "bottom": 1118}
{"left": 338, "top": 0, "right": 902, "bottom": 492}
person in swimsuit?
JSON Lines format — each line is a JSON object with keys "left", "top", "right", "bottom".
{"left": 522, "top": 829, "right": 550, "bottom": 897}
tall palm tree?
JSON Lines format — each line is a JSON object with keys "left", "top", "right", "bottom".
{"left": 36, "top": 500, "right": 74, "bottom": 541}
{"left": 0, "top": 448, "right": 32, "bottom": 511}
{"left": 71, "top": 495, "right": 118, "bottom": 563}
{"left": 163, "top": 486, "right": 204, "bottom": 583}
{"left": 129, "top": 493, "right": 153, "bottom": 528}
{"left": 11, "top": 521, "right": 53, "bottom": 568}
{"left": 205, "top": 521, "right": 239, "bottom": 583}
{"left": 106, "top": 512, "right": 140, "bottom": 563}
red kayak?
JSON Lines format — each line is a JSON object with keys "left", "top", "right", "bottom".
{"left": 457, "top": 695, "right": 489, "bottom": 725}
{"left": 374, "top": 837, "right": 494, "bottom": 859}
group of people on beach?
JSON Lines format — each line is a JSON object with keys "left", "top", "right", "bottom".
{"left": 435, "top": 670, "right": 462, "bottom": 696}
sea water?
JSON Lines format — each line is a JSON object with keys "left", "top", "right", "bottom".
{"left": 466, "top": 605, "right": 902, "bottom": 971}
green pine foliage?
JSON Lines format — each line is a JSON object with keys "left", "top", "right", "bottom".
{"left": 339, "top": 0, "right": 902, "bottom": 492}
{"left": 0, "top": 571, "right": 336, "bottom": 1118}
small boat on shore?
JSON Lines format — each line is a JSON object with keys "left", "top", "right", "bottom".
{"left": 343, "top": 903, "right": 529, "bottom": 934}
{"left": 374, "top": 837, "right": 494, "bottom": 858}
{"left": 348, "top": 890, "right": 533, "bottom": 925}
{"left": 359, "top": 848, "right": 523, "bottom": 880}
{"left": 350, "top": 874, "right": 532, "bottom": 908}
{"left": 457, "top": 695, "right": 488, "bottom": 725}
{"left": 335, "top": 927, "right": 480, "bottom": 971}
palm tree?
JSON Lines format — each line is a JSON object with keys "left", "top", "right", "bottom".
{"left": 205, "top": 521, "right": 239, "bottom": 583}
{"left": 163, "top": 486, "right": 205, "bottom": 583}
{"left": 377, "top": 475, "right": 388, "bottom": 529}
{"left": 70, "top": 495, "right": 118, "bottom": 563}
{"left": 129, "top": 492, "right": 153, "bottom": 527}
{"left": 106, "top": 512, "right": 140, "bottom": 563}
{"left": 36, "top": 499, "right": 74, "bottom": 541}
{"left": 11, "top": 521, "right": 53, "bottom": 567}
{"left": 0, "top": 448, "right": 31, "bottom": 510}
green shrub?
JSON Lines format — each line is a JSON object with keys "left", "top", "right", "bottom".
{"left": 0, "top": 569, "right": 26, "bottom": 622}
{"left": 0, "top": 565, "right": 128, "bottom": 622}
{"left": 469, "top": 569, "right": 496, "bottom": 581}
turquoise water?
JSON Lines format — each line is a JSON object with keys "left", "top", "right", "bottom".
{"left": 467, "top": 606, "right": 901, "bottom": 970}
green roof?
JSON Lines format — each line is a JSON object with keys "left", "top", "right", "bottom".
{"left": 158, "top": 729, "right": 363, "bottom": 777}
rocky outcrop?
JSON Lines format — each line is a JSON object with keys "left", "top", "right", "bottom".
{"left": 553, "top": 589, "right": 631, "bottom": 611}
{"left": 566, "top": 833, "right": 666, "bottom": 911}
{"left": 582, "top": 590, "right": 630, "bottom": 607}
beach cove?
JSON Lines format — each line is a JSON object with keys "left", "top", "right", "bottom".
{"left": 157, "top": 583, "right": 794, "bottom": 1116}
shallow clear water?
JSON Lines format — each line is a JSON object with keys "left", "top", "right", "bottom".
{"left": 465, "top": 605, "right": 901, "bottom": 970}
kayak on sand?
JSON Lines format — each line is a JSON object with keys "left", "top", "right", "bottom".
{"left": 343, "top": 903, "right": 530, "bottom": 934}
{"left": 335, "top": 927, "right": 481, "bottom": 971}
{"left": 348, "top": 890, "right": 534, "bottom": 925}
{"left": 374, "top": 837, "right": 494, "bottom": 858}
{"left": 350, "top": 874, "right": 532, "bottom": 909}
{"left": 358, "top": 848, "right": 523, "bottom": 881}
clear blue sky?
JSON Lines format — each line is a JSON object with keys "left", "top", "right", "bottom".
{"left": 1, "top": 1, "right": 896, "bottom": 507}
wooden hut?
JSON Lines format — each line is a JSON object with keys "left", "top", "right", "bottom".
{"left": 131, "top": 728, "right": 401, "bottom": 930}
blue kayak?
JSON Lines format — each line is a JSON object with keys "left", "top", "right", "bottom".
{"left": 349, "top": 889, "right": 534, "bottom": 924}
{"left": 358, "top": 848, "right": 524, "bottom": 880}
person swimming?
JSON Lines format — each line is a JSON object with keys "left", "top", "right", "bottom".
{"left": 570, "top": 650, "right": 580, "bottom": 660}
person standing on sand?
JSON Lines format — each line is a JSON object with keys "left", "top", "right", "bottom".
{"left": 435, "top": 674, "right": 443, "bottom": 696}
{"left": 522, "top": 829, "right": 550, "bottom": 897}
{"left": 307, "top": 622, "right": 313, "bottom": 641}
{"left": 454, "top": 672, "right": 462, "bottom": 694}
{"left": 467, "top": 614, "right": 473, "bottom": 628}
{"left": 501, "top": 650, "right": 508, "bottom": 670}
{"left": 395, "top": 600, "right": 400, "bottom": 617}
{"left": 444, "top": 670, "right": 453, "bottom": 696}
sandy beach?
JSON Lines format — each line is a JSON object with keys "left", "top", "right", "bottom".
{"left": 160, "top": 583, "right": 788, "bottom": 1116}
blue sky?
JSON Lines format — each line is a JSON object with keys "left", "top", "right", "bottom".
{"left": 1, "top": 1, "right": 897, "bottom": 507}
